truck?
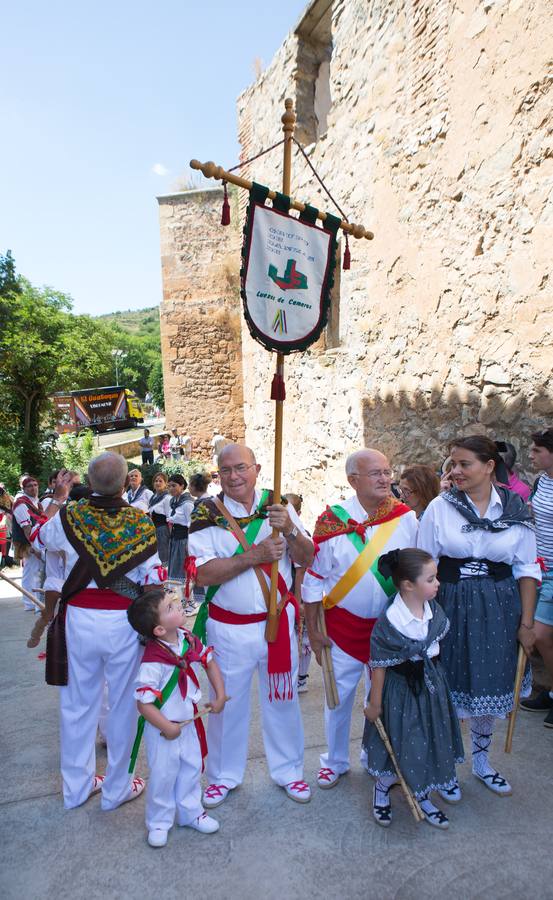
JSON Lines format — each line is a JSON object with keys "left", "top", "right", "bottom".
{"left": 52, "top": 387, "right": 145, "bottom": 434}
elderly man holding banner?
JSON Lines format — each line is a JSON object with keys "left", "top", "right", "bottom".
{"left": 188, "top": 443, "right": 314, "bottom": 806}
{"left": 302, "top": 449, "right": 418, "bottom": 789}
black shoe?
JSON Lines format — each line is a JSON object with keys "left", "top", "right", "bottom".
{"left": 544, "top": 707, "right": 553, "bottom": 729}
{"left": 520, "top": 690, "right": 553, "bottom": 712}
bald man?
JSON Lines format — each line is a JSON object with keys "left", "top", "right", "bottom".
{"left": 28, "top": 454, "right": 164, "bottom": 811}
{"left": 188, "top": 443, "right": 314, "bottom": 806}
{"left": 302, "top": 449, "right": 418, "bottom": 789}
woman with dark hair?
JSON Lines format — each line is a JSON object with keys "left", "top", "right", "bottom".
{"left": 399, "top": 465, "right": 440, "bottom": 519}
{"left": 148, "top": 472, "right": 171, "bottom": 565}
{"left": 167, "top": 474, "right": 194, "bottom": 598}
{"left": 418, "top": 435, "right": 539, "bottom": 799}
{"left": 521, "top": 428, "right": 553, "bottom": 726}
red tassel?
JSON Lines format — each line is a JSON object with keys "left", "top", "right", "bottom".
{"left": 184, "top": 555, "right": 197, "bottom": 600}
{"left": 270, "top": 373, "right": 286, "bottom": 401}
{"left": 343, "top": 233, "right": 351, "bottom": 270}
{"left": 221, "top": 182, "right": 230, "bottom": 226}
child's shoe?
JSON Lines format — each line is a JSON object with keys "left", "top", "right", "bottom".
{"left": 437, "top": 780, "right": 462, "bottom": 804}
{"left": 419, "top": 795, "right": 449, "bottom": 829}
{"left": 148, "top": 828, "right": 168, "bottom": 848}
{"left": 372, "top": 783, "right": 392, "bottom": 827}
{"left": 186, "top": 812, "right": 220, "bottom": 834}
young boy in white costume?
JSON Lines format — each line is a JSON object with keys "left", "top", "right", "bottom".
{"left": 128, "top": 588, "right": 227, "bottom": 848}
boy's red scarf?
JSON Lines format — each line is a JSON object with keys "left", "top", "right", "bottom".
{"left": 140, "top": 632, "right": 211, "bottom": 701}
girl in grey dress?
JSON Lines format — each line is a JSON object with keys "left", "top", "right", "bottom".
{"left": 363, "top": 549, "right": 464, "bottom": 830}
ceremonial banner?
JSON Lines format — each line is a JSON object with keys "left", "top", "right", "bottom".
{"left": 241, "top": 183, "right": 340, "bottom": 354}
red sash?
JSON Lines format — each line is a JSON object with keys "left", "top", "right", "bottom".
{"left": 325, "top": 605, "right": 376, "bottom": 664}
{"left": 67, "top": 588, "right": 131, "bottom": 610}
{"left": 209, "top": 594, "right": 300, "bottom": 701}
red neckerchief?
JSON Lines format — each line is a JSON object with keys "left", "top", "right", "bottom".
{"left": 313, "top": 497, "right": 411, "bottom": 548}
{"left": 141, "top": 631, "right": 211, "bottom": 700}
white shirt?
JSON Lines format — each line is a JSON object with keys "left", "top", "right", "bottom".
{"left": 417, "top": 487, "right": 540, "bottom": 581}
{"left": 13, "top": 492, "right": 42, "bottom": 528}
{"left": 134, "top": 628, "right": 212, "bottom": 721}
{"left": 301, "top": 495, "right": 419, "bottom": 619}
{"left": 386, "top": 594, "right": 439, "bottom": 659}
{"left": 168, "top": 496, "right": 194, "bottom": 528}
{"left": 188, "top": 488, "right": 309, "bottom": 615}
{"left": 127, "top": 485, "right": 153, "bottom": 512}
{"left": 149, "top": 493, "right": 171, "bottom": 518}
{"left": 30, "top": 507, "right": 164, "bottom": 589}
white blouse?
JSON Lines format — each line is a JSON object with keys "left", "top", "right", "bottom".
{"left": 149, "top": 493, "right": 171, "bottom": 518}
{"left": 168, "top": 496, "right": 194, "bottom": 528}
{"left": 386, "top": 594, "right": 440, "bottom": 659}
{"left": 417, "top": 487, "right": 540, "bottom": 581}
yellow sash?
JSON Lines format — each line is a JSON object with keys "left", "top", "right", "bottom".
{"left": 322, "top": 517, "right": 401, "bottom": 610}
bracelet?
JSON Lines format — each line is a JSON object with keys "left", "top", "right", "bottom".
{"left": 520, "top": 623, "right": 534, "bottom": 630}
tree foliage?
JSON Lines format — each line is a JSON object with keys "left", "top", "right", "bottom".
{"left": 0, "top": 252, "right": 164, "bottom": 489}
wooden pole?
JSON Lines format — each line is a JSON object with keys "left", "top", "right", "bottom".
{"left": 504, "top": 644, "right": 526, "bottom": 753}
{"left": 317, "top": 604, "right": 339, "bottom": 709}
{"left": 0, "top": 569, "right": 45, "bottom": 612}
{"left": 374, "top": 717, "right": 425, "bottom": 822}
{"left": 190, "top": 159, "right": 374, "bottom": 240}
{"left": 265, "top": 99, "right": 295, "bottom": 643}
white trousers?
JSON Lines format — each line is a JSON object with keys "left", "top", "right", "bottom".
{"left": 144, "top": 721, "right": 203, "bottom": 830}
{"left": 21, "top": 552, "right": 43, "bottom": 610}
{"left": 60, "top": 607, "right": 142, "bottom": 810}
{"left": 320, "top": 643, "right": 366, "bottom": 774}
{"left": 206, "top": 605, "right": 304, "bottom": 788}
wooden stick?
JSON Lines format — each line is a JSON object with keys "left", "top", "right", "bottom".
{"left": 504, "top": 644, "right": 527, "bottom": 754}
{"left": 189, "top": 162, "right": 374, "bottom": 240}
{"left": 174, "top": 696, "right": 232, "bottom": 728}
{"left": 318, "top": 604, "right": 339, "bottom": 709}
{"left": 266, "top": 101, "right": 294, "bottom": 644}
{"left": 374, "top": 717, "right": 425, "bottom": 822}
{"left": 0, "top": 569, "right": 45, "bottom": 611}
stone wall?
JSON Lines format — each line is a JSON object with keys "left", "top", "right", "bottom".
{"left": 237, "top": 0, "right": 553, "bottom": 526}
{"left": 158, "top": 188, "right": 244, "bottom": 459}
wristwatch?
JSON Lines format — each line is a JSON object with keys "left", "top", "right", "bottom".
{"left": 285, "top": 526, "right": 299, "bottom": 540}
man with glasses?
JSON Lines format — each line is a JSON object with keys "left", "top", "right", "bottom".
{"left": 302, "top": 448, "right": 418, "bottom": 790}
{"left": 188, "top": 443, "right": 314, "bottom": 807}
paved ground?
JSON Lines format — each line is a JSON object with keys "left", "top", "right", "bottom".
{"left": 1, "top": 571, "right": 552, "bottom": 900}
{"left": 97, "top": 417, "right": 166, "bottom": 449}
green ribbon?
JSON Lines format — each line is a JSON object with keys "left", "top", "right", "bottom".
{"left": 330, "top": 504, "right": 396, "bottom": 598}
{"left": 129, "top": 633, "right": 189, "bottom": 774}
{"left": 192, "top": 489, "right": 271, "bottom": 643}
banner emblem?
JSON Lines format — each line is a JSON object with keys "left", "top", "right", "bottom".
{"left": 241, "top": 183, "right": 340, "bottom": 354}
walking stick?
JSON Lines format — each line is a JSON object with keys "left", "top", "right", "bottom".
{"left": 374, "top": 717, "right": 425, "bottom": 822}
{"left": 505, "top": 644, "right": 526, "bottom": 753}
{"left": 0, "top": 569, "right": 45, "bottom": 612}
{"left": 317, "top": 605, "right": 339, "bottom": 709}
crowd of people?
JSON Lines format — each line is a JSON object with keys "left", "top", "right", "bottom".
{"left": 0, "top": 425, "right": 551, "bottom": 850}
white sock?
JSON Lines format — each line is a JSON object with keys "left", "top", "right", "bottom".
{"left": 471, "top": 715, "right": 496, "bottom": 776}
{"left": 375, "top": 775, "right": 396, "bottom": 806}
{"left": 419, "top": 794, "right": 440, "bottom": 815}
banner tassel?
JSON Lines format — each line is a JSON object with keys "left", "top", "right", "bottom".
{"left": 221, "top": 182, "right": 231, "bottom": 226}
{"left": 343, "top": 233, "right": 351, "bottom": 270}
{"left": 270, "top": 373, "right": 286, "bottom": 401}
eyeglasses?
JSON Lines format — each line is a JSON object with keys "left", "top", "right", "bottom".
{"left": 399, "top": 486, "right": 415, "bottom": 498}
{"left": 218, "top": 463, "right": 257, "bottom": 477}
{"left": 350, "top": 469, "right": 393, "bottom": 479}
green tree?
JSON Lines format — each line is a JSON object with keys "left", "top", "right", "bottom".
{"left": 149, "top": 358, "right": 165, "bottom": 409}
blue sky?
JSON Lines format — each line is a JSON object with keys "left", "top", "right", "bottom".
{"left": 1, "top": 1, "right": 307, "bottom": 315}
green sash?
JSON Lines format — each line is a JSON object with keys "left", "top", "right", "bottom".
{"left": 331, "top": 504, "right": 397, "bottom": 598}
{"left": 192, "top": 489, "right": 270, "bottom": 643}
{"left": 129, "top": 634, "right": 189, "bottom": 773}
